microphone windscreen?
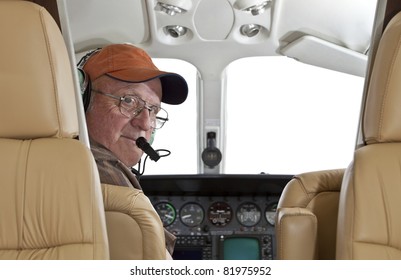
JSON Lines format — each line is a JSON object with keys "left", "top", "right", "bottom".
{"left": 136, "top": 137, "right": 160, "bottom": 162}
{"left": 136, "top": 137, "right": 148, "bottom": 150}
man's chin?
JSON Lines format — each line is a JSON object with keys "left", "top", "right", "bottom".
{"left": 116, "top": 138, "right": 143, "bottom": 165}
{"left": 122, "top": 152, "right": 143, "bottom": 167}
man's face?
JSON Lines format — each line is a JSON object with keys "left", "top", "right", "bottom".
{"left": 86, "top": 75, "right": 163, "bottom": 166}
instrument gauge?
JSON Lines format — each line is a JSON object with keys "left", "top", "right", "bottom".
{"left": 265, "top": 202, "right": 278, "bottom": 226}
{"left": 208, "top": 201, "right": 232, "bottom": 227}
{"left": 179, "top": 203, "right": 204, "bottom": 227}
{"left": 154, "top": 202, "right": 176, "bottom": 227}
{"left": 236, "top": 202, "right": 261, "bottom": 227}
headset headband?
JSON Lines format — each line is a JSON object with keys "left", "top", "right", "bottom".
{"left": 77, "top": 48, "right": 102, "bottom": 69}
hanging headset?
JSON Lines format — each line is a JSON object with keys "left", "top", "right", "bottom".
{"left": 76, "top": 48, "right": 102, "bottom": 111}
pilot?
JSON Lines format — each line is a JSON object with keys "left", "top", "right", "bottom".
{"left": 82, "top": 43, "right": 188, "bottom": 258}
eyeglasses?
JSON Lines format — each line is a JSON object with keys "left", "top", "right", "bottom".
{"left": 92, "top": 89, "right": 168, "bottom": 129}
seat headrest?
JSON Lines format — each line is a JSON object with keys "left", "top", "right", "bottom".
{"left": 0, "top": 1, "right": 78, "bottom": 139}
{"left": 363, "top": 12, "right": 401, "bottom": 144}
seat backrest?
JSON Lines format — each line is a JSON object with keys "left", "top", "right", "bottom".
{"left": 0, "top": 1, "right": 109, "bottom": 259}
{"left": 102, "top": 184, "right": 167, "bottom": 260}
{"left": 276, "top": 169, "right": 344, "bottom": 259}
{"left": 336, "top": 11, "right": 401, "bottom": 260}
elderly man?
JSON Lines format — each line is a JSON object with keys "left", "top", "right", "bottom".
{"left": 81, "top": 43, "right": 188, "bottom": 258}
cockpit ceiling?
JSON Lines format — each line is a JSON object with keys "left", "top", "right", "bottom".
{"left": 64, "top": 0, "right": 377, "bottom": 76}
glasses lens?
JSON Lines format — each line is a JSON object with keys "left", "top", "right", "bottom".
{"left": 119, "top": 95, "right": 142, "bottom": 117}
{"left": 154, "top": 107, "right": 168, "bottom": 129}
{"left": 119, "top": 95, "right": 168, "bottom": 129}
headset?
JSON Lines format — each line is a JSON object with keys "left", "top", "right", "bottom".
{"left": 76, "top": 48, "right": 156, "bottom": 145}
{"left": 76, "top": 48, "right": 102, "bottom": 112}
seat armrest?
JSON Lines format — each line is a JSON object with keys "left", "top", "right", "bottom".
{"left": 102, "top": 184, "right": 166, "bottom": 259}
{"left": 276, "top": 207, "right": 317, "bottom": 260}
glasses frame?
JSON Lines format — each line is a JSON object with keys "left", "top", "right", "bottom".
{"left": 92, "top": 89, "right": 168, "bottom": 129}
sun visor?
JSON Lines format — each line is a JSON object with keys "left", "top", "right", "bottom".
{"left": 280, "top": 35, "right": 368, "bottom": 77}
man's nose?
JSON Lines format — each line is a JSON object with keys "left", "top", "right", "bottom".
{"left": 131, "top": 108, "right": 152, "bottom": 131}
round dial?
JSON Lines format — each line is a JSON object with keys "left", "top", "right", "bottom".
{"left": 208, "top": 201, "right": 232, "bottom": 227}
{"left": 236, "top": 202, "right": 261, "bottom": 227}
{"left": 265, "top": 202, "right": 278, "bottom": 226}
{"left": 179, "top": 203, "right": 204, "bottom": 227}
{"left": 154, "top": 202, "right": 176, "bottom": 227}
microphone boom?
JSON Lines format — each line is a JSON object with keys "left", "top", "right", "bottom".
{"left": 136, "top": 137, "right": 160, "bottom": 161}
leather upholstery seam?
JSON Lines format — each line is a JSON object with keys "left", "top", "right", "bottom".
{"left": 39, "top": 6, "right": 62, "bottom": 138}
{"left": 377, "top": 34, "right": 401, "bottom": 140}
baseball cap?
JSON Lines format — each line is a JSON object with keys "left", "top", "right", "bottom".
{"left": 83, "top": 44, "right": 188, "bottom": 105}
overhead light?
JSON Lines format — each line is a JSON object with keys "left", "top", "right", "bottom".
{"left": 164, "top": 25, "right": 187, "bottom": 38}
{"left": 235, "top": 0, "right": 272, "bottom": 15}
{"left": 240, "top": 24, "right": 261, "bottom": 37}
{"left": 156, "top": 1, "right": 192, "bottom": 16}
{"left": 245, "top": 1, "right": 271, "bottom": 15}
{"left": 157, "top": 2, "right": 186, "bottom": 15}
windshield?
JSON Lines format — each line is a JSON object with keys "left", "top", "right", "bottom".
{"left": 143, "top": 57, "right": 364, "bottom": 175}
{"left": 226, "top": 57, "right": 364, "bottom": 174}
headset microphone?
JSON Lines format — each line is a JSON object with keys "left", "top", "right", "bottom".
{"left": 136, "top": 137, "right": 160, "bottom": 162}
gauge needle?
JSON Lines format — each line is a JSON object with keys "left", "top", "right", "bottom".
{"left": 165, "top": 214, "right": 174, "bottom": 219}
{"left": 182, "top": 214, "right": 191, "bottom": 219}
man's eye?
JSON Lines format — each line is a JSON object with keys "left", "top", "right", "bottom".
{"left": 123, "top": 96, "right": 136, "bottom": 105}
{"left": 150, "top": 106, "right": 159, "bottom": 114}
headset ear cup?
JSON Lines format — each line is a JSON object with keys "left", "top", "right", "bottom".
{"left": 77, "top": 68, "right": 92, "bottom": 111}
{"left": 76, "top": 48, "right": 102, "bottom": 112}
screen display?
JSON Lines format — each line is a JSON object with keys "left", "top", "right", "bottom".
{"left": 223, "top": 237, "right": 260, "bottom": 260}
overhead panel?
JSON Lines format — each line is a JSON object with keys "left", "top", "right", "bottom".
{"left": 149, "top": 0, "right": 274, "bottom": 76}
{"left": 152, "top": 0, "right": 272, "bottom": 45}
{"left": 193, "top": 0, "right": 234, "bottom": 40}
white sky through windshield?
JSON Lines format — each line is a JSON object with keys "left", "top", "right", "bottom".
{"left": 145, "top": 57, "right": 364, "bottom": 175}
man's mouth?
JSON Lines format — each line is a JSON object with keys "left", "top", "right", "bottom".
{"left": 121, "top": 135, "right": 137, "bottom": 144}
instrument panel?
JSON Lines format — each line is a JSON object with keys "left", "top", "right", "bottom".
{"left": 152, "top": 197, "right": 278, "bottom": 234}
{"left": 140, "top": 174, "right": 291, "bottom": 260}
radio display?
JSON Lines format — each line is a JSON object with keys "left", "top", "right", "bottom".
{"left": 172, "top": 235, "right": 271, "bottom": 260}
{"left": 222, "top": 237, "right": 260, "bottom": 260}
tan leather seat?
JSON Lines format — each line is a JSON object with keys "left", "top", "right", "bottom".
{"left": 102, "top": 184, "right": 167, "bottom": 259}
{"left": 336, "top": 11, "right": 401, "bottom": 260}
{"left": 276, "top": 169, "right": 344, "bottom": 259}
{"left": 0, "top": 1, "right": 109, "bottom": 259}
